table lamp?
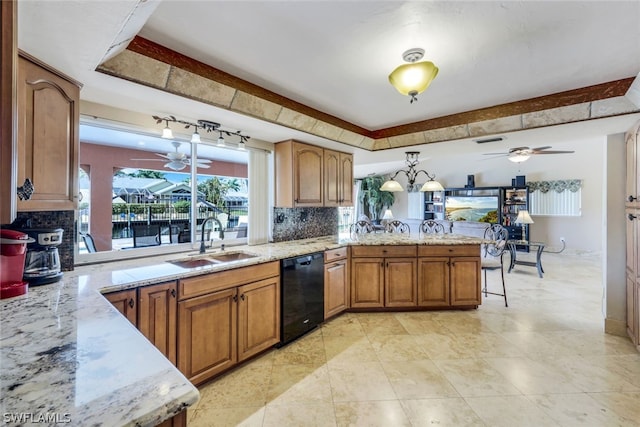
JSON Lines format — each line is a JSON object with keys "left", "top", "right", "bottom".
{"left": 381, "top": 209, "right": 394, "bottom": 227}
{"left": 515, "top": 209, "right": 534, "bottom": 242}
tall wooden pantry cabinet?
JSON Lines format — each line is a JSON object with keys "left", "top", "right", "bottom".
{"left": 625, "top": 119, "right": 640, "bottom": 349}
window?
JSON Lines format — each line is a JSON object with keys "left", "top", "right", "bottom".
{"left": 528, "top": 180, "right": 582, "bottom": 216}
{"left": 77, "top": 122, "right": 249, "bottom": 262}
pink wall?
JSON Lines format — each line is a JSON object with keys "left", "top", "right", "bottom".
{"left": 80, "top": 142, "right": 248, "bottom": 251}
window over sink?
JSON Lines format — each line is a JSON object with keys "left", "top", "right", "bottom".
{"left": 76, "top": 121, "right": 250, "bottom": 263}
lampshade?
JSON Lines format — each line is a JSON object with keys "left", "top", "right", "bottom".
{"left": 515, "top": 210, "right": 534, "bottom": 224}
{"left": 382, "top": 209, "right": 394, "bottom": 220}
{"left": 380, "top": 179, "right": 404, "bottom": 192}
{"left": 217, "top": 135, "right": 226, "bottom": 147}
{"left": 389, "top": 48, "right": 438, "bottom": 103}
{"left": 161, "top": 124, "right": 174, "bottom": 139}
{"left": 237, "top": 141, "right": 246, "bottom": 151}
{"left": 190, "top": 129, "right": 201, "bottom": 143}
{"left": 420, "top": 179, "right": 445, "bottom": 192}
{"left": 508, "top": 153, "right": 530, "bottom": 163}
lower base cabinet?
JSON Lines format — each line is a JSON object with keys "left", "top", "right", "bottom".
{"left": 177, "top": 262, "right": 280, "bottom": 385}
{"left": 139, "top": 281, "right": 178, "bottom": 365}
{"left": 324, "top": 247, "right": 349, "bottom": 318}
{"left": 104, "top": 289, "right": 138, "bottom": 325}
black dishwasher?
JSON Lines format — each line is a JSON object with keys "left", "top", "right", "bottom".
{"left": 279, "top": 251, "right": 324, "bottom": 346}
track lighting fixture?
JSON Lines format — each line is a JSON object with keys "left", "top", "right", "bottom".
{"left": 153, "top": 115, "right": 250, "bottom": 151}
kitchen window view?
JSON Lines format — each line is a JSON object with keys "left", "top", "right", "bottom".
{"left": 77, "top": 123, "right": 249, "bottom": 260}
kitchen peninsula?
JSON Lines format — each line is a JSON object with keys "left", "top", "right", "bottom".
{"left": 0, "top": 233, "right": 483, "bottom": 426}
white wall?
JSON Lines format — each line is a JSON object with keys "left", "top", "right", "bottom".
{"left": 389, "top": 135, "right": 608, "bottom": 253}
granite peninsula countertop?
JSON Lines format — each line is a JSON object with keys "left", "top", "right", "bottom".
{"left": 0, "top": 233, "right": 482, "bottom": 426}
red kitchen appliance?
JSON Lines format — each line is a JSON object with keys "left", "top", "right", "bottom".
{"left": 0, "top": 229, "right": 33, "bottom": 298}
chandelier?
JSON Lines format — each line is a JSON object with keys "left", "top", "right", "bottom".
{"left": 380, "top": 151, "right": 444, "bottom": 192}
{"left": 388, "top": 48, "right": 439, "bottom": 104}
{"left": 152, "top": 115, "right": 250, "bottom": 150}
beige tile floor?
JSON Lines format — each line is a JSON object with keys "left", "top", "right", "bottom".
{"left": 187, "top": 252, "right": 640, "bottom": 426}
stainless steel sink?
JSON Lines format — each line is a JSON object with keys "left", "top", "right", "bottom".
{"left": 206, "top": 251, "right": 258, "bottom": 263}
{"left": 168, "top": 251, "right": 259, "bottom": 268}
{"left": 169, "top": 258, "right": 217, "bottom": 269}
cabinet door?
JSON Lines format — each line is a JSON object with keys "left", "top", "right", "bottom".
{"left": 626, "top": 124, "right": 640, "bottom": 207}
{"left": 293, "top": 142, "right": 323, "bottom": 206}
{"left": 339, "top": 152, "right": 354, "bottom": 206}
{"left": 139, "top": 282, "right": 178, "bottom": 365}
{"left": 104, "top": 289, "right": 137, "bottom": 326}
{"left": 324, "top": 259, "right": 348, "bottom": 319}
{"left": 17, "top": 55, "right": 79, "bottom": 211}
{"left": 237, "top": 277, "right": 280, "bottom": 362}
{"left": 627, "top": 273, "right": 638, "bottom": 345}
{"left": 450, "top": 257, "right": 481, "bottom": 306}
{"left": 178, "top": 288, "right": 237, "bottom": 385}
{"left": 384, "top": 257, "right": 417, "bottom": 307}
{"left": 351, "top": 258, "right": 384, "bottom": 308}
{"left": 417, "top": 257, "right": 450, "bottom": 307}
{"left": 324, "top": 149, "right": 340, "bottom": 207}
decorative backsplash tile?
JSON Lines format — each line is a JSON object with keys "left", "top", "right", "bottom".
{"left": 13, "top": 210, "right": 75, "bottom": 271}
{"left": 272, "top": 207, "right": 338, "bottom": 242}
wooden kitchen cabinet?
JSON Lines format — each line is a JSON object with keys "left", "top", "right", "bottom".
{"left": 104, "top": 289, "right": 137, "bottom": 325}
{"left": 138, "top": 281, "right": 178, "bottom": 365}
{"left": 324, "top": 247, "right": 349, "bottom": 318}
{"left": 177, "top": 261, "right": 280, "bottom": 385}
{"left": 237, "top": 277, "right": 280, "bottom": 361}
{"left": 178, "top": 287, "right": 238, "bottom": 385}
{"left": 275, "top": 140, "right": 324, "bottom": 207}
{"left": 418, "top": 245, "right": 481, "bottom": 307}
{"left": 417, "top": 257, "right": 450, "bottom": 307}
{"left": 324, "top": 149, "right": 354, "bottom": 207}
{"left": 17, "top": 52, "right": 80, "bottom": 211}
{"left": 351, "top": 246, "right": 417, "bottom": 308}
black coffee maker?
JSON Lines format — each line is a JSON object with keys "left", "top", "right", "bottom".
{"left": 21, "top": 228, "right": 64, "bottom": 286}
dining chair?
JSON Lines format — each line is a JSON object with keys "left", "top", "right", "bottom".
{"left": 350, "top": 220, "right": 374, "bottom": 235}
{"left": 384, "top": 220, "right": 410, "bottom": 233}
{"left": 481, "top": 223, "right": 509, "bottom": 307}
{"left": 419, "top": 219, "right": 445, "bottom": 235}
{"left": 132, "top": 224, "right": 162, "bottom": 248}
{"left": 80, "top": 232, "right": 97, "bottom": 253}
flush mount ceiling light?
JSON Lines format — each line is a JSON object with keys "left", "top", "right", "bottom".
{"left": 388, "top": 48, "right": 439, "bottom": 104}
{"left": 380, "top": 151, "right": 444, "bottom": 193}
{"left": 153, "top": 115, "right": 250, "bottom": 151}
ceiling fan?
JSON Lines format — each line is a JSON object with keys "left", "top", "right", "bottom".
{"left": 484, "top": 146, "right": 575, "bottom": 163}
{"left": 132, "top": 141, "right": 212, "bottom": 171}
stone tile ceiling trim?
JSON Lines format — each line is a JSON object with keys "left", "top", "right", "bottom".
{"left": 96, "top": 37, "right": 640, "bottom": 151}
{"left": 522, "top": 103, "right": 590, "bottom": 128}
{"left": 166, "top": 67, "right": 236, "bottom": 108}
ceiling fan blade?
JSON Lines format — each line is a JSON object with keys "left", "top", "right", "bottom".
{"left": 164, "top": 161, "right": 187, "bottom": 171}
{"left": 196, "top": 159, "right": 212, "bottom": 163}
{"left": 131, "top": 158, "right": 166, "bottom": 162}
{"left": 481, "top": 154, "right": 509, "bottom": 161}
{"left": 530, "top": 146, "right": 553, "bottom": 152}
{"left": 533, "top": 150, "right": 575, "bottom": 154}
{"left": 155, "top": 153, "right": 172, "bottom": 160}
{"left": 196, "top": 163, "right": 210, "bottom": 169}
{"left": 482, "top": 152, "right": 509, "bottom": 156}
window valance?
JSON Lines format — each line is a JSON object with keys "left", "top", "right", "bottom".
{"left": 528, "top": 179, "right": 582, "bottom": 194}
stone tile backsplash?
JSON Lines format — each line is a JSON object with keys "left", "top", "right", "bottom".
{"left": 272, "top": 207, "right": 338, "bottom": 242}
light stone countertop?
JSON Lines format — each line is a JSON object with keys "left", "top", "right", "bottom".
{"left": 0, "top": 233, "right": 482, "bottom": 426}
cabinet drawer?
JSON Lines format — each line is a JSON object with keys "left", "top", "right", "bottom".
{"left": 418, "top": 245, "right": 480, "bottom": 257}
{"left": 179, "top": 261, "right": 279, "bottom": 300}
{"left": 351, "top": 245, "right": 416, "bottom": 258}
{"left": 325, "top": 247, "right": 348, "bottom": 262}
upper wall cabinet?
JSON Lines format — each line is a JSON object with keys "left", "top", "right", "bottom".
{"left": 275, "top": 140, "right": 353, "bottom": 208}
{"left": 324, "top": 149, "right": 353, "bottom": 207}
{"left": 17, "top": 53, "right": 80, "bottom": 212}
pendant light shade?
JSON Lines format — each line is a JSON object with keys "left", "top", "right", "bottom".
{"left": 420, "top": 179, "right": 445, "bottom": 192}
{"left": 190, "top": 129, "right": 201, "bottom": 143}
{"left": 389, "top": 48, "right": 438, "bottom": 103}
{"left": 380, "top": 179, "right": 404, "bottom": 192}
{"left": 161, "top": 122, "right": 174, "bottom": 139}
{"left": 508, "top": 153, "right": 530, "bottom": 163}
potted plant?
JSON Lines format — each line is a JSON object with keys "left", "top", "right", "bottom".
{"left": 359, "top": 175, "right": 395, "bottom": 221}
